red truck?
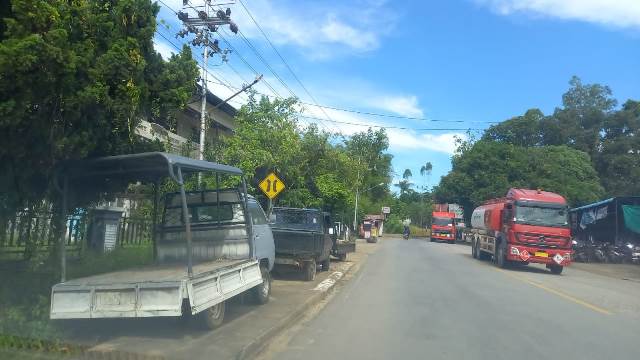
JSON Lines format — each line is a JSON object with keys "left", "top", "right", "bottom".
{"left": 468, "top": 188, "right": 572, "bottom": 274}
{"left": 430, "top": 211, "right": 456, "bottom": 244}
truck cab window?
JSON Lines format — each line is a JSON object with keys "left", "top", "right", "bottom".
{"left": 248, "top": 202, "right": 268, "bottom": 225}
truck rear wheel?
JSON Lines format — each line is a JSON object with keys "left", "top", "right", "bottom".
{"left": 303, "top": 260, "right": 316, "bottom": 281}
{"left": 320, "top": 258, "right": 330, "bottom": 272}
{"left": 549, "top": 265, "right": 563, "bottom": 275}
{"left": 252, "top": 265, "right": 271, "bottom": 305}
{"left": 199, "top": 301, "right": 225, "bottom": 330}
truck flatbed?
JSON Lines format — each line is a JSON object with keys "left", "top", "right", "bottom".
{"left": 62, "top": 259, "right": 247, "bottom": 285}
{"left": 50, "top": 258, "right": 262, "bottom": 320}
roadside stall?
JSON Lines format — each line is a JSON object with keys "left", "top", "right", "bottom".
{"left": 570, "top": 197, "right": 640, "bottom": 263}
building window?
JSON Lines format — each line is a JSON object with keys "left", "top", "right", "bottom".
{"left": 190, "top": 127, "right": 200, "bottom": 143}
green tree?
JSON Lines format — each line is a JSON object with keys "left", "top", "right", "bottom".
{"left": 434, "top": 140, "right": 603, "bottom": 214}
{"left": 542, "top": 76, "right": 617, "bottom": 157}
{"left": 221, "top": 95, "right": 301, "bottom": 188}
{"left": 482, "top": 109, "right": 544, "bottom": 146}
{"left": 0, "top": 0, "right": 198, "bottom": 217}
{"left": 344, "top": 128, "right": 393, "bottom": 199}
{"left": 596, "top": 100, "right": 640, "bottom": 196}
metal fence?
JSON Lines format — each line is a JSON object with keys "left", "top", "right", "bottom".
{"left": 117, "top": 216, "right": 153, "bottom": 246}
{"left": 1, "top": 211, "right": 152, "bottom": 261}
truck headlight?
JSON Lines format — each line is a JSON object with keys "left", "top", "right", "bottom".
{"left": 510, "top": 247, "right": 520, "bottom": 255}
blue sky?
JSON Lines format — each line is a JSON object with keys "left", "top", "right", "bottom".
{"left": 154, "top": 0, "right": 640, "bottom": 191}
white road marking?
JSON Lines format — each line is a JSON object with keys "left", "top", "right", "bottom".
{"left": 313, "top": 271, "right": 344, "bottom": 291}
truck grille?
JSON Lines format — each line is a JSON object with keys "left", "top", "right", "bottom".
{"left": 517, "top": 233, "right": 568, "bottom": 248}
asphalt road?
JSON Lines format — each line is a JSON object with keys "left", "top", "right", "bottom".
{"left": 262, "top": 237, "right": 640, "bottom": 360}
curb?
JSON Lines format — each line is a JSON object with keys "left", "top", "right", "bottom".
{"left": 235, "top": 261, "right": 362, "bottom": 360}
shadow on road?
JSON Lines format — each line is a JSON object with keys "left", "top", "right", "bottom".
{"left": 58, "top": 295, "right": 259, "bottom": 345}
{"left": 457, "top": 252, "right": 553, "bottom": 275}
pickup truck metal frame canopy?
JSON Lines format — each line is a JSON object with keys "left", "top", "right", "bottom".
{"left": 53, "top": 152, "right": 251, "bottom": 283}
{"left": 56, "top": 152, "right": 242, "bottom": 185}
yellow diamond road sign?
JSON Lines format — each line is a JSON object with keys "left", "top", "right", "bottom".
{"left": 259, "top": 172, "right": 285, "bottom": 199}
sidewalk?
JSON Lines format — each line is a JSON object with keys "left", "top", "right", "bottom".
{"left": 571, "top": 262, "right": 640, "bottom": 283}
{"left": 59, "top": 239, "right": 380, "bottom": 360}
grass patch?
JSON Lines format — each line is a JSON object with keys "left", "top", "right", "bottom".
{"left": 0, "top": 245, "right": 153, "bottom": 352}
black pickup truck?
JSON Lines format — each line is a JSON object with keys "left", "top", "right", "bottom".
{"left": 270, "top": 207, "right": 333, "bottom": 281}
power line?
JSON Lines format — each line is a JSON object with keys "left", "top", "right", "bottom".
{"left": 297, "top": 115, "right": 482, "bottom": 132}
{"left": 215, "top": 30, "right": 283, "bottom": 99}
{"left": 155, "top": 24, "right": 240, "bottom": 98}
{"left": 159, "top": 0, "right": 335, "bottom": 132}
{"left": 299, "top": 102, "right": 500, "bottom": 124}
{"left": 235, "top": 0, "right": 343, "bottom": 134}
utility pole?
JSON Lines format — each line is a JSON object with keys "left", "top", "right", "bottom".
{"left": 177, "top": 0, "right": 239, "bottom": 185}
{"left": 198, "top": 47, "right": 208, "bottom": 166}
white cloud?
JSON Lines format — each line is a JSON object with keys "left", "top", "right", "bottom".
{"left": 301, "top": 104, "right": 463, "bottom": 155}
{"left": 153, "top": 38, "right": 177, "bottom": 60}
{"left": 375, "top": 95, "right": 424, "bottom": 118}
{"left": 386, "top": 130, "right": 464, "bottom": 154}
{"left": 476, "top": 0, "right": 640, "bottom": 29}
{"left": 321, "top": 16, "right": 379, "bottom": 51}
{"left": 228, "top": 0, "right": 396, "bottom": 59}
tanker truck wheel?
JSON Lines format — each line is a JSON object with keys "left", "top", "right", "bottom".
{"left": 549, "top": 264, "right": 563, "bottom": 275}
{"left": 495, "top": 241, "right": 508, "bottom": 268}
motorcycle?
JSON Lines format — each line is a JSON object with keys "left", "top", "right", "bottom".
{"left": 593, "top": 242, "right": 608, "bottom": 263}
{"left": 604, "top": 243, "right": 625, "bottom": 264}
{"left": 572, "top": 239, "right": 591, "bottom": 263}
{"left": 402, "top": 228, "right": 410, "bottom": 240}
{"left": 624, "top": 242, "right": 640, "bottom": 264}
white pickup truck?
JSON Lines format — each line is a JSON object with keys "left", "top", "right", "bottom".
{"left": 49, "top": 152, "right": 275, "bottom": 329}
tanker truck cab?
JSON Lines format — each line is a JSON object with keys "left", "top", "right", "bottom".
{"left": 431, "top": 212, "right": 456, "bottom": 243}
{"left": 471, "top": 189, "right": 572, "bottom": 274}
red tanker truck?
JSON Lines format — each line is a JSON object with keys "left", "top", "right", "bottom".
{"left": 430, "top": 211, "right": 456, "bottom": 243}
{"left": 468, "top": 188, "right": 572, "bottom": 274}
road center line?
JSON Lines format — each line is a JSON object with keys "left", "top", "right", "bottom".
{"left": 494, "top": 268, "right": 612, "bottom": 315}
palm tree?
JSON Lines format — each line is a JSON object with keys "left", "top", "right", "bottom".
{"left": 420, "top": 162, "right": 433, "bottom": 189}
{"left": 396, "top": 168, "right": 413, "bottom": 195}
{"left": 418, "top": 162, "right": 433, "bottom": 226}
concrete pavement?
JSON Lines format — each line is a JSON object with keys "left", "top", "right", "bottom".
{"left": 260, "top": 237, "right": 640, "bottom": 360}
{"left": 54, "top": 239, "right": 379, "bottom": 360}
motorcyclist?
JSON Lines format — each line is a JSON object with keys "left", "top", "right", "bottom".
{"left": 403, "top": 225, "right": 410, "bottom": 238}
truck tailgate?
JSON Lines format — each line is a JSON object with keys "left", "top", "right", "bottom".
{"left": 272, "top": 228, "right": 319, "bottom": 256}
{"left": 50, "top": 259, "right": 261, "bottom": 319}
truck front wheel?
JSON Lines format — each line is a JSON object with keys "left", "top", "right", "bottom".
{"left": 549, "top": 265, "right": 563, "bottom": 275}
{"left": 495, "top": 242, "right": 508, "bottom": 268}
{"left": 303, "top": 260, "right": 316, "bottom": 281}
{"left": 199, "top": 301, "right": 225, "bottom": 330}
{"left": 252, "top": 264, "right": 271, "bottom": 304}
